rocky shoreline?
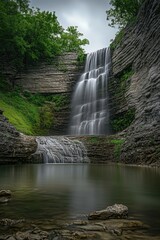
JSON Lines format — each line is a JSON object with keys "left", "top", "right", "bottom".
{"left": 0, "top": 213, "right": 159, "bottom": 240}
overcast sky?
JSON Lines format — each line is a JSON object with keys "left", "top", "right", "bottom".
{"left": 30, "top": 0, "right": 118, "bottom": 53}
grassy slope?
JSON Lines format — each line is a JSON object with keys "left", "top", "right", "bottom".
{"left": 0, "top": 90, "right": 40, "bottom": 135}
{"left": 0, "top": 78, "right": 69, "bottom": 135}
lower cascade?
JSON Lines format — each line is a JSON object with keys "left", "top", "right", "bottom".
{"left": 36, "top": 136, "right": 89, "bottom": 163}
{"left": 69, "top": 48, "right": 111, "bottom": 135}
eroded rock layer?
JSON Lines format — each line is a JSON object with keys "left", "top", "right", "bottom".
{"left": 0, "top": 110, "right": 37, "bottom": 163}
{"left": 15, "top": 53, "right": 83, "bottom": 94}
{"left": 110, "top": 0, "right": 160, "bottom": 165}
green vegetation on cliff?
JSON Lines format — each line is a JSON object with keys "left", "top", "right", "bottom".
{"left": 106, "top": 0, "right": 144, "bottom": 28}
{"left": 111, "top": 109, "right": 135, "bottom": 132}
{"left": 108, "top": 0, "right": 144, "bottom": 50}
{"left": 109, "top": 66, "right": 135, "bottom": 132}
{"left": 0, "top": 0, "right": 89, "bottom": 75}
{"left": 0, "top": 77, "right": 69, "bottom": 135}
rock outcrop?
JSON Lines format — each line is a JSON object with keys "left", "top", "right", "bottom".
{"left": 110, "top": 0, "right": 160, "bottom": 165}
{"left": 0, "top": 110, "right": 37, "bottom": 163}
{"left": 15, "top": 53, "right": 83, "bottom": 94}
{"left": 0, "top": 216, "right": 159, "bottom": 240}
{"left": 88, "top": 204, "right": 128, "bottom": 220}
{"left": 14, "top": 53, "right": 83, "bottom": 135}
{"left": 0, "top": 190, "right": 12, "bottom": 203}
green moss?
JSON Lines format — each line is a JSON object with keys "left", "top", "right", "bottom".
{"left": 111, "top": 108, "right": 135, "bottom": 132}
{"left": 0, "top": 96, "right": 39, "bottom": 135}
{"left": 39, "top": 104, "right": 54, "bottom": 129}
{"left": 88, "top": 137, "right": 100, "bottom": 144}
{"left": 115, "top": 67, "right": 134, "bottom": 98}
{"left": 0, "top": 78, "right": 69, "bottom": 135}
{"left": 110, "top": 29, "right": 124, "bottom": 51}
{"left": 110, "top": 139, "right": 125, "bottom": 161}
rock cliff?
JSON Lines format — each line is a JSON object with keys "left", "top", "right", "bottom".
{"left": 110, "top": 0, "right": 160, "bottom": 165}
{"left": 15, "top": 53, "right": 83, "bottom": 94}
{"left": 0, "top": 110, "right": 37, "bottom": 163}
{"left": 14, "top": 52, "right": 83, "bottom": 135}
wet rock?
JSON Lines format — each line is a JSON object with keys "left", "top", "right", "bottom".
{"left": 7, "top": 237, "right": 16, "bottom": 240}
{"left": 0, "top": 190, "right": 12, "bottom": 204}
{"left": 0, "top": 197, "right": 10, "bottom": 203}
{"left": 0, "top": 219, "right": 25, "bottom": 226}
{"left": 0, "top": 110, "right": 37, "bottom": 163}
{"left": 15, "top": 229, "right": 49, "bottom": 240}
{"left": 110, "top": 0, "right": 160, "bottom": 164}
{"left": 0, "top": 190, "right": 11, "bottom": 197}
{"left": 88, "top": 204, "right": 128, "bottom": 220}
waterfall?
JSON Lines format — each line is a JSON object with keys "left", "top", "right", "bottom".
{"left": 35, "top": 136, "right": 89, "bottom": 163}
{"left": 69, "top": 48, "right": 111, "bottom": 135}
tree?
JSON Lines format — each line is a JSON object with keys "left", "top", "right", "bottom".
{"left": 106, "top": 0, "right": 144, "bottom": 28}
{"left": 0, "top": 0, "right": 89, "bottom": 73}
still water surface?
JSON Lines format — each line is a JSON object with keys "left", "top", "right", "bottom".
{"left": 0, "top": 164, "right": 160, "bottom": 231}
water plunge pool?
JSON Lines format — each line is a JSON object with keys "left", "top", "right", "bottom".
{"left": 0, "top": 163, "right": 160, "bottom": 234}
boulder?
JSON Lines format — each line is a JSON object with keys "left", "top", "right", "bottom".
{"left": 88, "top": 204, "right": 128, "bottom": 220}
{"left": 0, "top": 190, "right": 12, "bottom": 203}
{"left": 0, "top": 190, "right": 11, "bottom": 197}
{"left": 0, "top": 218, "right": 25, "bottom": 226}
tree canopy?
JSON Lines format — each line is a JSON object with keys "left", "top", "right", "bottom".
{"left": 106, "top": 0, "right": 144, "bottom": 28}
{"left": 0, "top": 0, "right": 89, "bottom": 71}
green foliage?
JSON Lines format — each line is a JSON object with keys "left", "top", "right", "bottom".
{"left": 110, "top": 139, "right": 124, "bottom": 161}
{"left": 111, "top": 109, "right": 135, "bottom": 132}
{"left": 0, "top": 89, "right": 40, "bottom": 135}
{"left": 0, "top": 0, "right": 89, "bottom": 72}
{"left": 113, "top": 66, "right": 134, "bottom": 100}
{"left": 39, "top": 104, "right": 54, "bottom": 129}
{"left": 48, "top": 95, "right": 69, "bottom": 111}
{"left": 120, "top": 68, "right": 134, "bottom": 82}
{"left": 88, "top": 137, "right": 99, "bottom": 144}
{"left": 110, "top": 29, "right": 124, "bottom": 50}
{"left": 0, "top": 78, "right": 69, "bottom": 135}
{"left": 106, "top": 0, "right": 144, "bottom": 28}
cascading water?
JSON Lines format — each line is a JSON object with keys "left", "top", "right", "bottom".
{"left": 69, "top": 48, "right": 111, "bottom": 135}
{"left": 35, "top": 136, "right": 89, "bottom": 163}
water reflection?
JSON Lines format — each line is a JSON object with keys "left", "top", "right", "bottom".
{"left": 0, "top": 164, "right": 160, "bottom": 231}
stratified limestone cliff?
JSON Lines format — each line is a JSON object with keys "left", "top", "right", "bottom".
{"left": 15, "top": 53, "right": 83, "bottom": 94}
{"left": 110, "top": 0, "right": 160, "bottom": 165}
{"left": 0, "top": 110, "right": 37, "bottom": 163}
{"left": 15, "top": 52, "right": 83, "bottom": 135}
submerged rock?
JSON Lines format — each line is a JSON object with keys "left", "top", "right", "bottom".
{"left": 0, "top": 190, "right": 12, "bottom": 203}
{"left": 0, "top": 190, "right": 11, "bottom": 197}
{"left": 0, "top": 218, "right": 25, "bottom": 226}
{"left": 88, "top": 204, "right": 128, "bottom": 220}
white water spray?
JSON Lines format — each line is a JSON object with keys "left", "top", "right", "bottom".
{"left": 36, "top": 136, "right": 89, "bottom": 163}
{"left": 69, "top": 48, "right": 111, "bottom": 135}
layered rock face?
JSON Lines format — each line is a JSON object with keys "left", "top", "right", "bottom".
{"left": 15, "top": 53, "right": 83, "bottom": 135}
{"left": 15, "top": 53, "right": 83, "bottom": 94}
{"left": 110, "top": 0, "right": 160, "bottom": 165}
{"left": 0, "top": 110, "right": 37, "bottom": 163}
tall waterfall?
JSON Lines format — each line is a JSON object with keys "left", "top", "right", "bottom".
{"left": 69, "top": 48, "right": 111, "bottom": 135}
{"left": 35, "top": 137, "right": 89, "bottom": 163}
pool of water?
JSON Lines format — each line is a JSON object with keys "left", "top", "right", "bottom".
{"left": 0, "top": 163, "right": 160, "bottom": 232}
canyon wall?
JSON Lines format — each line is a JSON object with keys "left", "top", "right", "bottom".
{"left": 16, "top": 53, "right": 83, "bottom": 135}
{"left": 110, "top": 0, "right": 160, "bottom": 165}
{"left": 16, "top": 53, "right": 83, "bottom": 94}
{"left": 0, "top": 110, "right": 37, "bottom": 163}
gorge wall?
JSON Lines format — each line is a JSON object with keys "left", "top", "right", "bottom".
{"left": 0, "top": 110, "right": 37, "bottom": 163}
{"left": 15, "top": 53, "right": 83, "bottom": 94}
{"left": 16, "top": 53, "right": 83, "bottom": 135}
{"left": 110, "top": 0, "right": 160, "bottom": 165}
{"left": 0, "top": 0, "right": 160, "bottom": 165}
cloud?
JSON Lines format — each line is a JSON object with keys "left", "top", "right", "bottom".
{"left": 63, "top": 13, "right": 90, "bottom": 31}
{"left": 30, "top": 0, "right": 118, "bottom": 53}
